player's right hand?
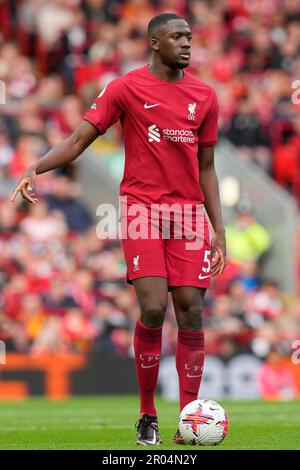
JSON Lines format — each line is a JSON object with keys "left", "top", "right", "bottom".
{"left": 10, "top": 170, "right": 38, "bottom": 204}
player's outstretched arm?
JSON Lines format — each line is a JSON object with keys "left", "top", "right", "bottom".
{"left": 198, "top": 145, "right": 226, "bottom": 276}
{"left": 10, "top": 121, "right": 99, "bottom": 203}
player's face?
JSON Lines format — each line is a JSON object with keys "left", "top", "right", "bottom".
{"left": 154, "top": 19, "right": 192, "bottom": 69}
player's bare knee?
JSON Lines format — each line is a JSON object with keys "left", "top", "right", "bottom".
{"left": 177, "top": 305, "right": 203, "bottom": 330}
{"left": 141, "top": 306, "right": 166, "bottom": 328}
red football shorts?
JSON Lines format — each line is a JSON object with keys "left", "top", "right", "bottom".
{"left": 120, "top": 213, "right": 212, "bottom": 289}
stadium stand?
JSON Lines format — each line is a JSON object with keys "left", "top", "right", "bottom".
{"left": 0, "top": 0, "right": 300, "bottom": 397}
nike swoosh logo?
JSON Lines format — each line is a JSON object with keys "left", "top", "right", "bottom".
{"left": 141, "top": 363, "right": 159, "bottom": 368}
{"left": 144, "top": 103, "right": 160, "bottom": 109}
{"left": 187, "top": 373, "right": 202, "bottom": 378}
{"left": 198, "top": 273, "right": 210, "bottom": 280}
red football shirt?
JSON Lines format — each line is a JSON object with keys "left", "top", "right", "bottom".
{"left": 84, "top": 65, "right": 218, "bottom": 214}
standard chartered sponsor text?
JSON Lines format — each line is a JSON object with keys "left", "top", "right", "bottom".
{"left": 163, "top": 128, "right": 195, "bottom": 143}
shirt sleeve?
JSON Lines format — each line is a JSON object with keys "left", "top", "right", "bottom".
{"left": 198, "top": 89, "right": 218, "bottom": 147}
{"left": 84, "top": 78, "right": 125, "bottom": 135}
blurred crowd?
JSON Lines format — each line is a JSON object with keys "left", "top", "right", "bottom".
{"left": 1, "top": 190, "right": 299, "bottom": 365}
{"left": 0, "top": 0, "right": 300, "bottom": 396}
{"left": 0, "top": 0, "right": 299, "bottom": 192}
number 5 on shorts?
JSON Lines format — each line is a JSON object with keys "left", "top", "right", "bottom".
{"left": 202, "top": 250, "right": 211, "bottom": 273}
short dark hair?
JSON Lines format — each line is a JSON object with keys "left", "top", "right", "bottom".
{"left": 147, "top": 13, "right": 185, "bottom": 38}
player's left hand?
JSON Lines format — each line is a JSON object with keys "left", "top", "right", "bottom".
{"left": 211, "top": 229, "right": 226, "bottom": 277}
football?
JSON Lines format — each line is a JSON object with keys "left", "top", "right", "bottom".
{"left": 178, "top": 399, "right": 229, "bottom": 446}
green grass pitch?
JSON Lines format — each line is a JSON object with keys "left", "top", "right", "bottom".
{"left": 0, "top": 396, "right": 299, "bottom": 450}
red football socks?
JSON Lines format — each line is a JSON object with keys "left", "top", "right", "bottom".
{"left": 134, "top": 320, "right": 162, "bottom": 417}
{"left": 176, "top": 329, "right": 205, "bottom": 411}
